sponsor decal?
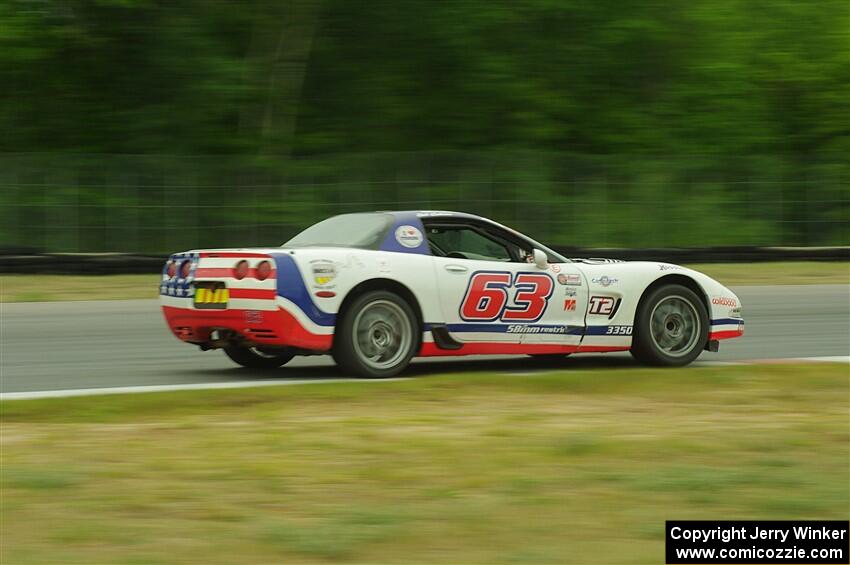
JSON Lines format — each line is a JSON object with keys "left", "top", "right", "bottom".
{"left": 549, "top": 264, "right": 561, "bottom": 273}
{"left": 592, "top": 276, "right": 618, "bottom": 287}
{"left": 244, "top": 310, "right": 264, "bottom": 325}
{"left": 507, "top": 324, "right": 570, "bottom": 334}
{"left": 446, "top": 322, "right": 582, "bottom": 335}
{"left": 416, "top": 211, "right": 455, "bottom": 217}
{"left": 605, "top": 325, "right": 633, "bottom": 335}
{"left": 659, "top": 263, "right": 684, "bottom": 271}
{"left": 564, "top": 287, "right": 577, "bottom": 297}
{"left": 557, "top": 273, "right": 582, "bottom": 286}
{"left": 589, "top": 295, "right": 615, "bottom": 315}
{"left": 310, "top": 260, "right": 337, "bottom": 287}
{"left": 564, "top": 299, "right": 576, "bottom": 311}
{"left": 712, "top": 296, "right": 738, "bottom": 307}
{"left": 395, "top": 225, "right": 424, "bottom": 248}
{"left": 460, "top": 271, "right": 554, "bottom": 322}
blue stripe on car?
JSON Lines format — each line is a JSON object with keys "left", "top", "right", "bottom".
{"left": 445, "top": 323, "right": 584, "bottom": 335}
{"left": 711, "top": 318, "right": 744, "bottom": 326}
{"left": 271, "top": 253, "right": 336, "bottom": 327}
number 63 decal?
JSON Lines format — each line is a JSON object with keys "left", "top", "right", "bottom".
{"left": 460, "top": 271, "right": 554, "bottom": 322}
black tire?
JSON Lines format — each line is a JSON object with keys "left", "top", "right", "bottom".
{"left": 332, "top": 290, "right": 419, "bottom": 378}
{"left": 223, "top": 346, "right": 294, "bottom": 369}
{"left": 631, "top": 284, "right": 708, "bottom": 367}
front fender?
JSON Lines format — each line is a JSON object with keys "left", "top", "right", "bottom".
{"left": 576, "top": 261, "right": 743, "bottom": 334}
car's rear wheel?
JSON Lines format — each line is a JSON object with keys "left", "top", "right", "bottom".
{"left": 631, "top": 284, "right": 708, "bottom": 367}
{"left": 223, "top": 345, "right": 294, "bottom": 369}
{"left": 333, "top": 290, "right": 419, "bottom": 378}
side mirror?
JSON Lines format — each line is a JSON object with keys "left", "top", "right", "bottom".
{"left": 532, "top": 249, "right": 548, "bottom": 270}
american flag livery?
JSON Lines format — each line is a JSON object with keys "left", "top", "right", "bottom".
{"left": 160, "top": 252, "right": 200, "bottom": 298}
{"left": 160, "top": 211, "right": 744, "bottom": 377}
{"left": 160, "top": 250, "right": 332, "bottom": 349}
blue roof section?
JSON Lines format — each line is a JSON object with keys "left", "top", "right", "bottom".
{"left": 379, "top": 212, "right": 430, "bottom": 254}
{"left": 377, "top": 210, "right": 499, "bottom": 255}
{"left": 377, "top": 210, "right": 520, "bottom": 255}
{"left": 381, "top": 210, "right": 566, "bottom": 263}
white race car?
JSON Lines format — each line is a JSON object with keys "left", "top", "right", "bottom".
{"left": 160, "top": 211, "right": 743, "bottom": 377}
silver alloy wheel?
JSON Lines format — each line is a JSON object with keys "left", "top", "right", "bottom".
{"left": 649, "top": 295, "right": 701, "bottom": 357}
{"left": 352, "top": 299, "right": 412, "bottom": 370}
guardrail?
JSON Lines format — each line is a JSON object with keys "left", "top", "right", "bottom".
{"left": 1, "top": 247, "right": 847, "bottom": 275}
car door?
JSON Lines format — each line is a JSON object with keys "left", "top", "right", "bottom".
{"left": 424, "top": 221, "right": 587, "bottom": 348}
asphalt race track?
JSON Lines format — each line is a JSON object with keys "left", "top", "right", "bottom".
{"left": 2, "top": 285, "right": 848, "bottom": 395}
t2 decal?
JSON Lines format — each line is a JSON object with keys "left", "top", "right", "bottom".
{"left": 589, "top": 296, "right": 615, "bottom": 315}
{"left": 460, "top": 271, "right": 554, "bottom": 322}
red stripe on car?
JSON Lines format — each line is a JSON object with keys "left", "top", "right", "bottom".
{"left": 194, "top": 267, "right": 233, "bottom": 277}
{"left": 577, "top": 345, "right": 632, "bottom": 353}
{"left": 162, "top": 306, "right": 331, "bottom": 351}
{"left": 200, "top": 252, "right": 272, "bottom": 258}
{"left": 194, "top": 267, "right": 276, "bottom": 279}
{"left": 419, "top": 342, "right": 578, "bottom": 357}
{"left": 709, "top": 329, "right": 744, "bottom": 340}
{"left": 419, "top": 342, "right": 631, "bottom": 357}
{"left": 229, "top": 288, "right": 276, "bottom": 300}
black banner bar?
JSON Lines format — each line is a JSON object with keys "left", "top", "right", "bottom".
{"left": 666, "top": 520, "right": 849, "bottom": 564}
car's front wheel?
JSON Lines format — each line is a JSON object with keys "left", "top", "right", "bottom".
{"left": 630, "top": 284, "right": 708, "bottom": 367}
{"left": 223, "top": 346, "right": 294, "bottom": 369}
{"left": 333, "top": 290, "right": 419, "bottom": 378}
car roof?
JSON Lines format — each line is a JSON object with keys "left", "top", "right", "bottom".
{"left": 323, "top": 210, "right": 567, "bottom": 262}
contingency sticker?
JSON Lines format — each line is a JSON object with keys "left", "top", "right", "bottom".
{"left": 310, "top": 259, "right": 337, "bottom": 287}
{"left": 395, "top": 225, "right": 424, "bottom": 248}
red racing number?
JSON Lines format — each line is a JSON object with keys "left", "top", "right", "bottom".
{"left": 459, "top": 272, "right": 511, "bottom": 321}
{"left": 460, "top": 272, "right": 554, "bottom": 322}
{"left": 503, "top": 273, "right": 554, "bottom": 320}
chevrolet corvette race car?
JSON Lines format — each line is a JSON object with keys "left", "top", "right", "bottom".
{"left": 160, "top": 211, "right": 743, "bottom": 378}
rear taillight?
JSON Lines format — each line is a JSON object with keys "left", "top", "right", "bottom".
{"left": 234, "top": 260, "right": 249, "bottom": 280}
{"left": 179, "top": 260, "right": 192, "bottom": 279}
{"left": 256, "top": 261, "right": 272, "bottom": 281}
{"left": 166, "top": 261, "right": 177, "bottom": 278}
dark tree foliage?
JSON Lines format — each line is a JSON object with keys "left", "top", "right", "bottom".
{"left": 0, "top": 0, "right": 847, "bottom": 250}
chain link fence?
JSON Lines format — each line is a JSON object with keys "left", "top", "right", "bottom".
{"left": 1, "top": 152, "right": 847, "bottom": 254}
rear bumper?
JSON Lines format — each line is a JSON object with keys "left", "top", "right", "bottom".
{"left": 162, "top": 305, "right": 333, "bottom": 351}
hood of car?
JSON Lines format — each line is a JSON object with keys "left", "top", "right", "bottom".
{"left": 569, "top": 257, "right": 625, "bottom": 264}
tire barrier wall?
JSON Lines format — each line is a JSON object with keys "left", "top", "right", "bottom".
{"left": 1, "top": 247, "right": 847, "bottom": 275}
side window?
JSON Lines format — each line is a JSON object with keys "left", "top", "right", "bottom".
{"left": 426, "top": 226, "right": 515, "bottom": 261}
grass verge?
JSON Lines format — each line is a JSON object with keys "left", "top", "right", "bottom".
{"left": 2, "top": 363, "right": 848, "bottom": 564}
{"left": 686, "top": 261, "right": 849, "bottom": 286}
{"left": 1, "top": 262, "right": 847, "bottom": 302}
{"left": 1, "top": 274, "right": 160, "bottom": 302}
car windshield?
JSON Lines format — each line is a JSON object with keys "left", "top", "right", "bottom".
{"left": 284, "top": 213, "right": 393, "bottom": 249}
